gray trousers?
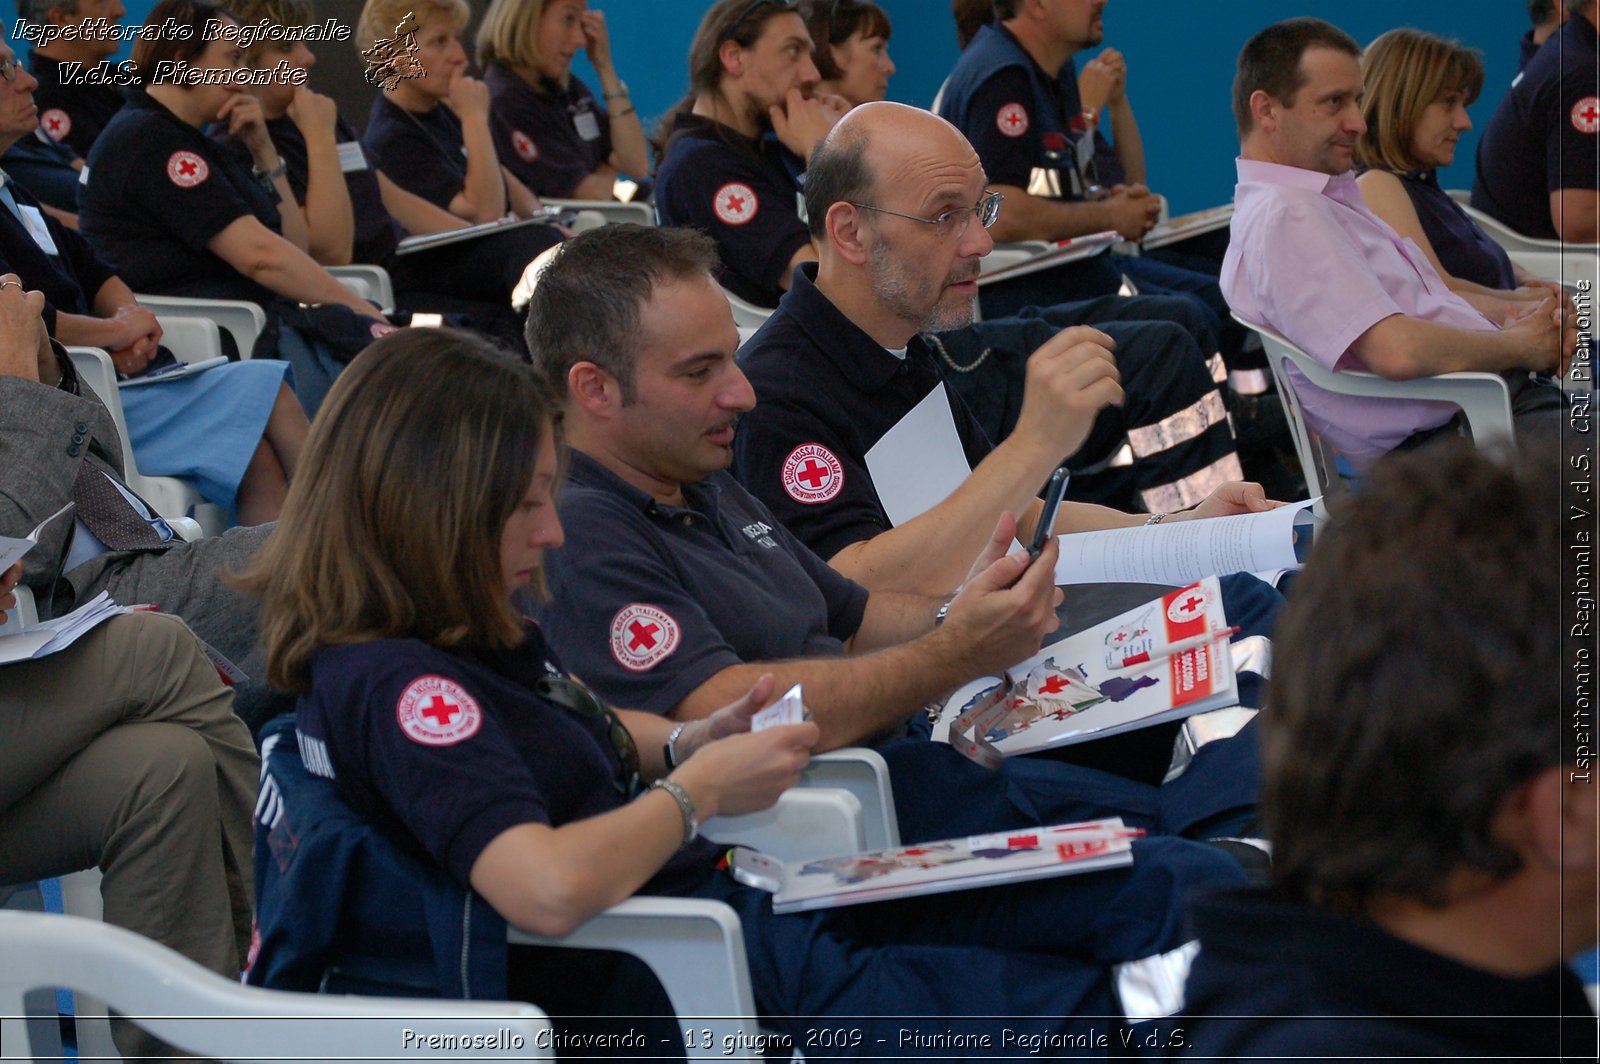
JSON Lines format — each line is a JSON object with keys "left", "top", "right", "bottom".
{"left": 0, "top": 611, "right": 258, "bottom": 982}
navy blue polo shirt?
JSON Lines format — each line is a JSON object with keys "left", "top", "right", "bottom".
{"left": 1398, "top": 168, "right": 1516, "bottom": 291}
{"left": 653, "top": 113, "right": 812, "bottom": 309}
{"left": 939, "top": 23, "right": 1105, "bottom": 201}
{"left": 485, "top": 63, "right": 611, "bottom": 199}
{"left": 1181, "top": 887, "right": 1599, "bottom": 1058}
{"left": 29, "top": 54, "right": 128, "bottom": 159}
{"left": 0, "top": 174, "right": 115, "bottom": 335}
{"left": 216, "top": 114, "right": 402, "bottom": 268}
{"left": 297, "top": 628, "right": 718, "bottom": 895}
{"left": 532, "top": 449, "right": 868, "bottom": 716}
{"left": 79, "top": 89, "right": 278, "bottom": 302}
{"left": 1471, "top": 14, "right": 1600, "bottom": 239}
{"left": 734, "top": 264, "right": 994, "bottom": 562}
{"left": 362, "top": 94, "right": 470, "bottom": 212}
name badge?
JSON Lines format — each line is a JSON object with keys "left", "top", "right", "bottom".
{"left": 79, "top": 165, "right": 91, "bottom": 186}
{"left": 336, "top": 140, "right": 368, "bottom": 173}
{"left": 574, "top": 109, "right": 601, "bottom": 142}
{"left": 18, "top": 205, "right": 58, "bottom": 256}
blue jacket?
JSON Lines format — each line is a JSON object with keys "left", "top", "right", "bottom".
{"left": 246, "top": 716, "right": 509, "bottom": 1000}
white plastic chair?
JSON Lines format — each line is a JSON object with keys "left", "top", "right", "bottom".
{"left": 543, "top": 197, "right": 656, "bottom": 227}
{"left": 1233, "top": 313, "right": 1512, "bottom": 499}
{"left": 136, "top": 295, "right": 266, "bottom": 361}
{"left": 722, "top": 285, "right": 775, "bottom": 329}
{"left": 0, "top": 584, "right": 37, "bottom": 635}
{"left": 329, "top": 264, "right": 396, "bottom": 313}
{"left": 1444, "top": 188, "right": 1600, "bottom": 288}
{"left": 0, "top": 911, "right": 554, "bottom": 1063}
{"left": 804, "top": 747, "right": 900, "bottom": 850}
{"left": 66, "top": 347, "right": 228, "bottom": 537}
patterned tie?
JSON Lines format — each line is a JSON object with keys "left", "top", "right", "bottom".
{"left": 71, "top": 464, "right": 167, "bottom": 551}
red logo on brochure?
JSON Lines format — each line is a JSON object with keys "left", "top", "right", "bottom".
{"left": 781, "top": 443, "right": 844, "bottom": 504}
{"left": 166, "top": 151, "right": 209, "bottom": 188}
{"left": 40, "top": 109, "right": 70, "bottom": 141}
{"left": 713, "top": 182, "right": 759, "bottom": 226}
{"left": 610, "top": 604, "right": 681, "bottom": 672}
{"left": 1165, "top": 583, "right": 1211, "bottom": 627}
{"left": 395, "top": 675, "right": 483, "bottom": 746}
{"left": 369, "top": 322, "right": 398, "bottom": 338}
{"left": 1572, "top": 97, "right": 1600, "bottom": 134}
{"left": 996, "top": 103, "right": 1030, "bottom": 137}
{"left": 511, "top": 129, "right": 539, "bottom": 162}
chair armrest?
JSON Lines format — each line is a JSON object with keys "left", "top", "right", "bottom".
{"left": 138, "top": 296, "right": 266, "bottom": 360}
{"left": 329, "top": 265, "right": 396, "bottom": 313}
{"left": 0, "top": 585, "right": 37, "bottom": 635}
{"left": 704, "top": 787, "right": 863, "bottom": 860}
{"left": 543, "top": 198, "right": 656, "bottom": 227}
{"left": 509, "top": 897, "right": 765, "bottom": 1060}
{"left": 803, "top": 747, "right": 900, "bottom": 849}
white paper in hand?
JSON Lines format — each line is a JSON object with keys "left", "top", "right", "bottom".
{"left": 752, "top": 683, "right": 809, "bottom": 732}
{"left": 0, "top": 502, "right": 74, "bottom": 573}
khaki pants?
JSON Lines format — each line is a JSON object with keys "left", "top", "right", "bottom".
{"left": 0, "top": 611, "right": 258, "bottom": 985}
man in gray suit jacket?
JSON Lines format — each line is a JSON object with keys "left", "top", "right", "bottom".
{"left": 0, "top": 275, "right": 280, "bottom": 730}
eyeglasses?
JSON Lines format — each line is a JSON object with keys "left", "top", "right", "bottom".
{"left": 730, "top": 0, "right": 798, "bottom": 33}
{"left": 534, "top": 675, "right": 643, "bottom": 798}
{"left": 849, "top": 190, "right": 1004, "bottom": 241}
{"left": 0, "top": 59, "right": 19, "bottom": 83}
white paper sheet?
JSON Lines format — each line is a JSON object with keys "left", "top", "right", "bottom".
{"left": 0, "top": 502, "right": 74, "bottom": 574}
{"left": 1053, "top": 499, "right": 1320, "bottom": 586}
{"left": 863, "top": 383, "right": 973, "bottom": 526}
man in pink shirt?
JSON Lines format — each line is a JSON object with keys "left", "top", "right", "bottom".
{"left": 1220, "top": 17, "right": 1573, "bottom": 468}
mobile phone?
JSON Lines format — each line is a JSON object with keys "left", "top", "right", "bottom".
{"left": 1028, "top": 467, "right": 1070, "bottom": 559}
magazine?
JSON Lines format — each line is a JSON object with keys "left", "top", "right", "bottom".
{"left": 731, "top": 818, "right": 1139, "bottom": 913}
{"left": 932, "top": 577, "right": 1239, "bottom": 763}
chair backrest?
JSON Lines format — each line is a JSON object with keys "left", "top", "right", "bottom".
{"left": 722, "top": 287, "right": 774, "bottom": 329}
{"left": 0, "top": 912, "right": 550, "bottom": 1063}
{"left": 64, "top": 347, "right": 213, "bottom": 535}
{"left": 1246, "top": 324, "right": 1348, "bottom": 499}
{"left": 543, "top": 198, "right": 656, "bottom": 227}
{"left": 328, "top": 265, "right": 397, "bottom": 314}
{"left": 136, "top": 295, "right": 266, "bottom": 359}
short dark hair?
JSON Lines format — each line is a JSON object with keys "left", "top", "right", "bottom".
{"left": 803, "top": 123, "right": 875, "bottom": 238}
{"left": 526, "top": 225, "right": 721, "bottom": 403}
{"left": 1265, "top": 442, "right": 1561, "bottom": 915}
{"left": 955, "top": 0, "right": 997, "bottom": 49}
{"left": 132, "top": 0, "right": 238, "bottom": 82}
{"left": 1530, "top": 0, "right": 1557, "bottom": 24}
{"left": 799, "top": 0, "right": 891, "bottom": 81}
{"left": 1232, "top": 17, "right": 1361, "bottom": 140}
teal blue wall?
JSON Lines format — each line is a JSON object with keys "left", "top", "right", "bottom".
{"left": 25, "top": 1, "right": 1529, "bottom": 212}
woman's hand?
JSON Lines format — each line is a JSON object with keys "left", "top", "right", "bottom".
{"left": 1178, "top": 481, "right": 1283, "bottom": 521}
{"left": 674, "top": 721, "right": 817, "bottom": 820}
{"left": 676, "top": 673, "right": 777, "bottom": 759}
{"left": 285, "top": 86, "right": 339, "bottom": 142}
{"left": 218, "top": 92, "right": 276, "bottom": 161}
{"left": 581, "top": 9, "right": 614, "bottom": 73}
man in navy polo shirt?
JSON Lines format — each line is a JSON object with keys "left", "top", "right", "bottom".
{"left": 525, "top": 223, "right": 1269, "bottom": 852}
{"left": 937, "top": 0, "right": 1272, "bottom": 403}
{"left": 20, "top": 0, "right": 131, "bottom": 160}
{"left": 735, "top": 102, "right": 1263, "bottom": 552}
{"left": 1472, "top": 0, "right": 1600, "bottom": 242}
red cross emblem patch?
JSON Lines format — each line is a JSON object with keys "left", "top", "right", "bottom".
{"left": 40, "top": 108, "right": 70, "bottom": 141}
{"left": 1573, "top": 96, "right": 1600, "bottom": 135}
{"left": 395, "top": 675, "right": 483, "bottom": 746}
{"left": 609, "top": 603, "right": 681, "bottom": 672}
{"left": 714, "top": 181, "right": 759, "bottom": 226}
{"left": 166, "top": 150, "right": 210, "bottom": 189}
{"left": 996, "top": 103, "right": 1030, "bottom": 138}
{"left": 781, "top": 443, "right": 844, "bottom": 504}
{"left": 511, "top": 129, "right": 539, "bottom": 162}
{"left": 1166, "top": 583, "right": 1211, "bottom": 626}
